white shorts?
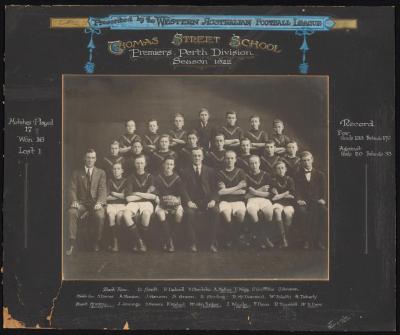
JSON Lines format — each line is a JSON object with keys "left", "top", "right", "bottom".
{"left": 246, "top": 198, "right": 272, "bottom": 211}
{"left": 219, "top": 201, "right": 246, "bottom": 215}
{"left": 272, "top": 203, "right": 284, "bottom": 210}
{"left": 106, "top": 204, "right": 126, "bottom": 216}
{"left": 126, "top": 201, "right": 154, "bottom": 215}
{"left": 272, "top": 203, "right": 295, "bottom": 211}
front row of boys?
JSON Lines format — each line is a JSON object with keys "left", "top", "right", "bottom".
{"left": 66, "top": 145, "right": 327, "bottom": 255}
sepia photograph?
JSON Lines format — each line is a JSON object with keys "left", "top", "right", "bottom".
{"left": 62, "top": 75, "right": 329, "bottom": 281}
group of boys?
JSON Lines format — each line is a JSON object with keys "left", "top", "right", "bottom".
{"left": 66, "top": 108, "right": 327, "bottom": 256}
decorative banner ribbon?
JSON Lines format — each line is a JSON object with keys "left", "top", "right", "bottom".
{"left": 82, "top": 14, "right": 336, "bottom": 74}
{"left": 295, "top": 30, "right": 315, "bottom": 74}
{"left": 84, "top": 27, "right": 101, "bottom": 74}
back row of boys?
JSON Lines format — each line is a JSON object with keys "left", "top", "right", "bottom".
{"left": 103, "top": 109, "right": 299, "bottom": 178}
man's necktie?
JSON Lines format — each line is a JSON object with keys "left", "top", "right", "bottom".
{"left": 86, "top": 170, "right": 92, "bottom": 196}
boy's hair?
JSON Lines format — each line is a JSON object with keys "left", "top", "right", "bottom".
{"left": 275, "top": 160, "right": 287, "bottom": 169}
{"left": 158, "top": 134, "right": 171, "bottom": 145}
{"left": 199, "top": 107, "right": 209, "bottom": 115}
{"left": 110, "top": 141, "right": 120, "bottom": 147}
{"left": 112, "top": 162, "right": 123, "bottom": 169}
{"left": 273, "top": 118, "right": 284, "bottom": 126}
{"left": 225, "top": 150, "right": 237, "bottom": 158}
{"left": 126, "top": 120, "right": 136, "bottom": 126}
{"left": 174, "top": 113, "right": 184, "bottom": 119}
{"left": 226, "top": 110, "right": 237, "bottom": 117}
{"left": 163, "top": 157, "right": 175, "bottom": 164}
{"left": 287, "top": 140, "right": 298, "bottom": 147}
{"left": 132, "top": 140, "right": 143, "bottom": 146}
{"left": 133, "top": 154, "right": 147, "bottom": 164}
{"left": 187, "top": 129, "right": 199, "bottom": 138}
{"left": 249, "top": 115, "right": 260, "bottom": 121}
{"left": 299, "top": 151, "right": 313, "bottom": 159}
{"left": 148, "top": 119, "right": 158, "bottom": 125}
{"left": 265, "top": 140, "right": 276, "bottom": 146}
{"left": 240, "top": 137, "right": 251, "bottom": 143}
{"left": 214, "top": 132, "right": 225, "bottom": 139}
{"left": 249, "top": 155, "right": 261, "bottom": 163}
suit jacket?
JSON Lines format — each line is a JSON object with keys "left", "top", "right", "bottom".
{"left": 181, "top": 164, "right": 219, "bottom": 203}
{"left": 294, "top": 168, "right": 326, "bottom": 202}
{"left": 69, "top": 166, "right": 107, "bottom": 205}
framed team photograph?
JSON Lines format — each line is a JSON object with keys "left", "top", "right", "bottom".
{"left": 62, "top": 75, "right": 329, "bottom": 281}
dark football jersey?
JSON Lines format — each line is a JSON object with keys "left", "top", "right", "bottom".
{"left": 107, "top": 177, "right": 128, "bottom": 204}
{"left": 260, "top": 154, "right": 280, "bottom": 175}
{"left": 126, "top": 172, "right": 154, "bottom": 194}
{"left": 217, "top": 168, "right": 247, "bottom": 202}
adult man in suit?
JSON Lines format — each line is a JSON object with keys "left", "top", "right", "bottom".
{"left": 66, "top": 149, "right": 107, "bottom": 255}
{"left": 295, "top": 151, "right": 327, "bottom": 250}
{"left": 182, "top": 147, "right": 219, "bottom": 252}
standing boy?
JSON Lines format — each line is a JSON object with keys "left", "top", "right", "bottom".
{"left": 169, "top": 113, "right": 187, "bottom": 152}
{"left": 102, "top": 141, "right": 125, "bottom": 178}
{"left": 143, "top": 119, "right": 160, "bottom": 153}
{"left": 246, "top": 115, "right": 268, "bottom": 155}
{"left": 271, "top": 119, "right": 290, "bottom": 155}
{"left": 220, "top": 111, "right": 243, "bottom": 153}
{"left": 118, "top": 120, "right": 141, "bottom": 155}
{"left": 195, "top": 107, "right": 215, "bottom": 150}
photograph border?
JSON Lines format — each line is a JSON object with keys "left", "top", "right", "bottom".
{"left": 61, "top": 74, "right": 330, "bottom": 282}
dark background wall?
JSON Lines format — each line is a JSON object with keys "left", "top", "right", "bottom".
{"left": 63, "top": 75, "right": 328, "bottom": 178}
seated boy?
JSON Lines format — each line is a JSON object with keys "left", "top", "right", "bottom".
{"left": 124, "top": 155, "right": 157, "bottom": 252}
{"left": 154, "top": 158, "right": 189, "bottom": 252}
{"left": 106, "top": 162, "right": 128, "bottom": 252}
{"left": 217, "top": 150, "right": 247, "bottom": 247}
{"left": 245, "top": 155, "right": 274, "bottom": 248}
{"left": 270, "top": 160, "right": 296, "bottom": 248}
